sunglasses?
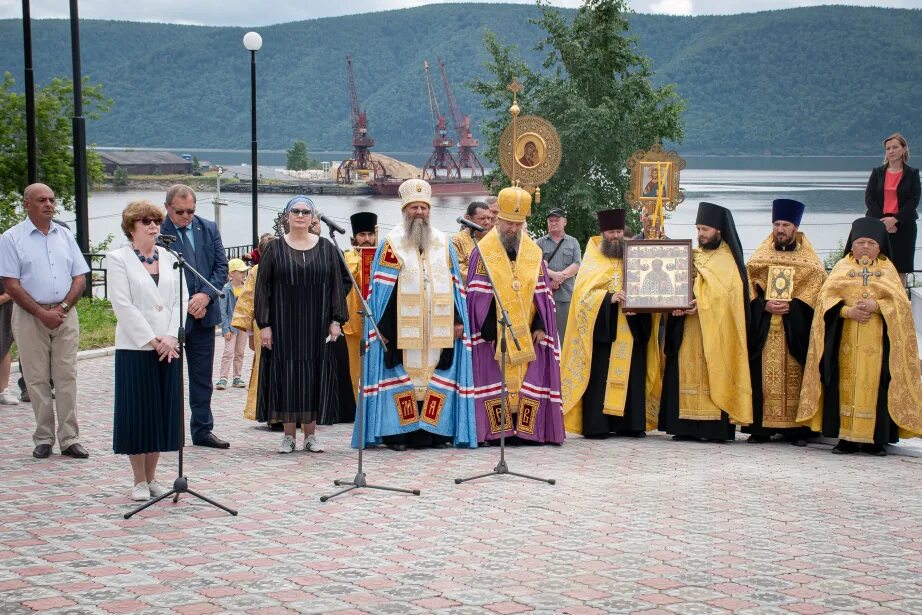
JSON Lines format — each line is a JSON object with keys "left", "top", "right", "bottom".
{"left": 172, "top": 208, "right": 195, "bottom": 216}
{"left": 139, "top": 217, "right": 161, "bottom": 226}
{"left": 289, "top": 208, "right": 313, "bottom": 217}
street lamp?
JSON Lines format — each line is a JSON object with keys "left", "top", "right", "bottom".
{"left": 243, "top": 31, "right": 262, "bottom": 248}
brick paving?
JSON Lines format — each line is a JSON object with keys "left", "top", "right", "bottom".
{"left": 2, "top": 351, "right": 922, "bottom": 614}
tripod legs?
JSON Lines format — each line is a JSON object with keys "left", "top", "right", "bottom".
{"left": 321, "top": 471, "right": 420, "bottom": 502}
{"left": 455, "top": 458, "right": 556, "bottom": 485}
{"left": 124, "top": 475, "right": 238, "bottom": 519}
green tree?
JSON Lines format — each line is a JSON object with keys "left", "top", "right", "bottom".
{"left": 0, "top": 72, "right": 111, "bottom": 229}
{"left": 472, "top": 0, "right": 685, "bottom": 243}
{"left": 287, "top": 140, "right": 311, "bottom": 171}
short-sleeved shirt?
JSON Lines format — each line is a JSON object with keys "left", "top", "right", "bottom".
{"left": 536, "top": 233, "right": 581, "bottom": 303}
{"left": 0, "top": 217, "right": 89, "bottom": 304}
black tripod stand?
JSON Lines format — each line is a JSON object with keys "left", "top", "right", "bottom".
{"left": 455, "top": 247, "right": 555, "bottom": 486}
{"left": 125, "top": 236, "right": 238, "bottom": 518}
{"left": 320, "top": 225, "right": 420, "bottom": 502}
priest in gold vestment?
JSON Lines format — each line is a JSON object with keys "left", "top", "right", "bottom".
{"left": 797, "top": 217, "right": 922, "bottom": 455}
{"left": 561, "top": 209, "right": 661, "bottom": 438}
{"left": 659, "top": 202, "right": 753, "bottom": 441}
{"left": 343, "top": 212, "right": 378, "bottom": 404}
{"left": 744, "top": 199, "right": 826, "bottom": 446}
{"left": 451, "top": 201, "right": 494, "bottom": 284}
{"left": 232, "top": 233, "right": 274, "bottom": 423}
{"left": 467, "top": 186, "right": 565, "bottom": 444}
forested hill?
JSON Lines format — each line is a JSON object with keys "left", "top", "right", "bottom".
{"left": 0, "top": 4, "right": 919, "bottom": 155}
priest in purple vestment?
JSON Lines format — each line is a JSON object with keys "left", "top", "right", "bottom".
{"left": 467, "top": 185, "right": 565, "bottom": 444}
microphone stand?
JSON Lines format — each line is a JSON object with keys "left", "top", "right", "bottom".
{"left": 125, "top": 238, "right": 238, "bottom": 518}
{"left": 320, "top": 226, "right": 420, "bottom": 502}
{"left": 455, "top": 237, "right": 555, "bottom": 486}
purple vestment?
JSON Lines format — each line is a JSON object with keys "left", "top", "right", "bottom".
{"left": 467, "top": 245, "right": 565, "bottom": 444}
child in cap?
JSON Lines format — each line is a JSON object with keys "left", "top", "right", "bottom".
{"left": 217, "top": 258, "right": 249, "bottom": 389}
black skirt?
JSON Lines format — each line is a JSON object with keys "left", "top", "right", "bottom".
{"left": 113, "top": 349, "right": 181, "bottom": 455}
{"left": 888, "top": 221, "right": 917, "bottom": 274}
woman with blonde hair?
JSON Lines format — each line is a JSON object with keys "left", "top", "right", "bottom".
{"left": 108, "top": 200, "right": 187, "bottom": 500}
{"left": 864, "top": 133, "right": 921, "bottom": 283}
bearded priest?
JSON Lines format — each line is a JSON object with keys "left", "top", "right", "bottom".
{"left": 659, "top": 202, "right": 753, "bottom": 442}
{"left": 353, "top": 179, "right": 477, "bottom": 450}
{"left": 797, "top": 217, "right": 922, "bottom": 455}
{"left": 467, "top": 186, "right": 565, "bottom": 445}
{"left": 560, "top": 209, "right": 661, "bottom": 439}
{"left": 745, "top": 199, "right": 826, "bottom": 446}
{"left": 342, "top": 212, "right": 378, "bottom": 405}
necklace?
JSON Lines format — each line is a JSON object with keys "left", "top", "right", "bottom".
{"left": 133, "top": 247, "right": 159, "bottom": 265}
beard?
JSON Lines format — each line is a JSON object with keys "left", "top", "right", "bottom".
{"left": 403, "top": 216, "right": 431, "bottom": 253}
{"left": 499, "top": 229, "right": 521, "bottom": 254}
{"left": 599, "top": 237, "right": 624, "bottom": 258}
{"left": 699, "top": 236, "right": 722, "bottom": 251}
{"left": 774, "top": 234, "right": 795, "bottom": 250}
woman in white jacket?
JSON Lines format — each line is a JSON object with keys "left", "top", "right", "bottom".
{"left": 108, "top": 200, "right": 187, "bottom": 501}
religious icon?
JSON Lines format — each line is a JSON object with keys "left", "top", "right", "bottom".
{"left": 515, "top": 133, "right": 546, "bottom": 169}
{"left": 622, "top": 239, "right": 693, "bottom": 312}
{"left": 641, "top": 163, "right": 669, "bottom": 199}
{"left": 767, "top": 266, "right": 794, "bottom": 302}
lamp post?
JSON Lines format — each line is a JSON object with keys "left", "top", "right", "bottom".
{"left": 69, "top": 0, "right": 91, "bottom": 300}
{"left": 243, "top": 31, "right": 262, "bottom": 249}
{"left": 22, "top": 0, "right": 37, "bottom": 183}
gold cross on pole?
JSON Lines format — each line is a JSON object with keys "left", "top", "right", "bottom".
{"left": 506, "top": 78, "right": 523, "bottom": 96}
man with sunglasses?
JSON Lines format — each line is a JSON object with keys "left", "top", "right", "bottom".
{"left": 161, "top": 184, "right": 230, "bottom": 449}
{"left": 0, "top": 183, "right": 90, "bottom": 459}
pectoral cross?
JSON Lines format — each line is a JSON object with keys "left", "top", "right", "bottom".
{"left": 612, "top": 272, "right": 621, "bottom": 290}
{"left": 859, "top": 265, "right": 873, "bottom": 286}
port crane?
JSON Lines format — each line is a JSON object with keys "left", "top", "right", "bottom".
{"left": 337, "top": 55, "right": 385, "bottom": 184}
{"left": 438, "top": 58, "right": 484, "bottom": 179}
{"left": 421, "top": 60, "right": 461, "bottom": 181}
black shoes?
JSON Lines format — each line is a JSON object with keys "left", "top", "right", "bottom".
{"left": 386, "top": 443, "right": 408, "bottom": 451}
{"left": 861, "top": 443, "right": 887, "bottom": 456}
{"left": 747, "top": 435, "right": 771, "bottom": 443}
{"left": 61, "top": 443, "right": 89, "bottom": 459}
{"left": 194, "top": 433, "right": 230, "bottom": 449}
{"left": 32, "top": 443, "right": 52, "bottom": 459}
{"left": 832, "top": 440, "right": 859, "bottom": 454}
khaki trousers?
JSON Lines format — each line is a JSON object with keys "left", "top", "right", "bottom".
{"left": 12, "top": 305, "right": 81, "bottom": 448}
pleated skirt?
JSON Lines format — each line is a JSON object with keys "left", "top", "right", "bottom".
{"left": 113, "top": 349, "right": 182, "bottom": 455}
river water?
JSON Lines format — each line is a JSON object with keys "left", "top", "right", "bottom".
{"left": 77, "top": 155, "right": 914, "bottom": 268}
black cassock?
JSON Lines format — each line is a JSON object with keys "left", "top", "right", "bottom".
{"left": 658, "top": 315, "right": 736, "bottom": 441}
{"left": 744, "top": 289, "right": 815, "bottom": 439}
{"left": 581, "top": 296, "right": 652, "bottom": 437}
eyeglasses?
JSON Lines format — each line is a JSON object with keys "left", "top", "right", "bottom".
{"left": 289, "top": 209, "right": 312, "bottom": 217}
{"left": 172, "top": 208, "right": 195, "bottom": 216}
{"left": 138, "top": 217, "right": 161, "bottom": 226}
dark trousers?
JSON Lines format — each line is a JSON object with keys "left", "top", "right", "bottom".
{"left": 185, "top": 317, "right": 216, "bottom": 442}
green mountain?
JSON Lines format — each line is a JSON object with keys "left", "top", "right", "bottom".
{"left": 1, "top": 3, "right": 919, "bottom": 155}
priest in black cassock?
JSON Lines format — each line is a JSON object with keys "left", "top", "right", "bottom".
{"left": 561, "top": 209, "right": 660, "bottom": 438}
{"left": 659, "top": 202, "right": 753, "bottom": 442}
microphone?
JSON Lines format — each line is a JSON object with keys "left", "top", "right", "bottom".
{"left": 156, "top": 234, "right": 177, "bottom": 245}
{"left": 456, "top": 216, "right": 484, "bottom": 234}
{"left": 320, "top": 214, "right": 346, "bottom": 235}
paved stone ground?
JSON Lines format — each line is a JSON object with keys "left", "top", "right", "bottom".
{"left": 2, "top": 351, "right": 922, "bottom": 615}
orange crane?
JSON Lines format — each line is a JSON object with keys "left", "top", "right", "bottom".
{"left": 337, "top": 55, "right": 384, "bottom": 184}
{"left": 421, "top": 60, "right": 461, "bottom": 181}
{"left": 438, "top": 58, "right": 484, "bottom": 179}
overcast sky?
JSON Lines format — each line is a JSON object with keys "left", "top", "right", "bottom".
{"left": 1, "top": 0, "right": 919, "bottom": 26}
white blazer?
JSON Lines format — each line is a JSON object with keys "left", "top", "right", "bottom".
{"left": 108, "top": 245, "right": 188, "bottom": 351}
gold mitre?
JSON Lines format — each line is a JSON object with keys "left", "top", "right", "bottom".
{"left": 497, "top": 185, "right": 531, "bottom": 222}
{"left": 398, "top": 178, "right": 432, "bottom": 209}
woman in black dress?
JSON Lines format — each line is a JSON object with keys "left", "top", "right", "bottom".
{"left": 255, "top": 196, "right": 350, "bottom": 453}
{"left": 864, "top": 133, "right": 921, "bottom": 284}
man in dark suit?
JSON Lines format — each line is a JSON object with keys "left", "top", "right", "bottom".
{"left": 161, "top": 184, "right": 230, "bottom": 449}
